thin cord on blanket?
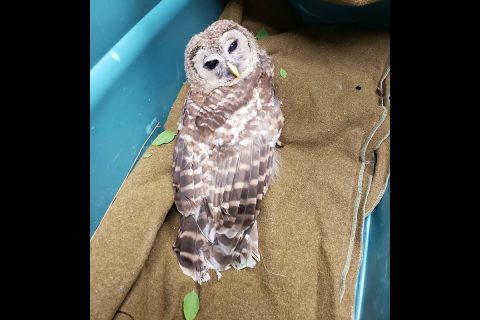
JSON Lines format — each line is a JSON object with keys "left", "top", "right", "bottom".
{"left": 91, "top": 122, "right": 162, "bottom": 240}
{"left": 107, "top": 122, "right": 162, "bottom": 208}
{"left": 378, "top": 67, "right": 390, "bottom": 108}
{"left": 258, "top": 248, "right": 287, "bottom": 278}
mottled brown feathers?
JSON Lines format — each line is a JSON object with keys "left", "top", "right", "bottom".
{"left": 172, "top": 20, "right": 284, "bottom": 283}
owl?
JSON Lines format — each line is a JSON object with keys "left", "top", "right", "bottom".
{"left": 172, "top": 20, "right": 284, "bottom": 283}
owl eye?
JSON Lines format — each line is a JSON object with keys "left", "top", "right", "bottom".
{"left": 204, "top": 59, "right": 219, "bottom": 70}
{"left": 228, "top": 40, "right": 238, "bottom": 53}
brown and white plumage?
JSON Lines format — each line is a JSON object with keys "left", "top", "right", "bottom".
{"left": 172, "top": 20, "right": 284, "bottom": 283}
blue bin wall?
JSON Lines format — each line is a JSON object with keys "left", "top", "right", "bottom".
{"left": 90, "top": 0, "right": 162, "bottom": 69}
{"left": 90, "top": 0, "right": 227, "bottom": 236}
{"left": 355, "top": 183, "right": 390, "bottom": 320}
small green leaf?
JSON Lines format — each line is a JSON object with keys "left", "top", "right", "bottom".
{"left": 256, "top": 27, "right": 269, "bottom": 40}
{"left": 183, "top": 290, "right": 199, "bottom": 320}
{"left": 279, "top": 68, "right": 287, "bottom": 78}
{"left": 143, "top": 153, "right": 152, "bottom": 158}
{"left": 152, "top": 130, "right": 176, "bottom": 146}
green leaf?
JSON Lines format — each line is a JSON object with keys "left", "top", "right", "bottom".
{"left": 183, "top": 290, "right": 199, "bottom": 320}
{"left": 279, "top": 68, "right": 287, "bottom": 78}
{"left": 256, "top": 27, "right": 269, "bottom": 40}
{"left": 152, "top": 130, "right": 176, "bottom": 146}
{"left": 143, "top": 153, "right": 152, "bottom": 158}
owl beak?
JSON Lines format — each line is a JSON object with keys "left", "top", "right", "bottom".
{"left": 227, "top": 62, "right": 240, "bottom": 78}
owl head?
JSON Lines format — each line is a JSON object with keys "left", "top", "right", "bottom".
{"left": 184, "top": 20, "right": 261, "bottom": 91}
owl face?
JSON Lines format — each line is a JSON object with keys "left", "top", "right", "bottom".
{"left": 185, "top": 20, "right": 260, "bottom": 91}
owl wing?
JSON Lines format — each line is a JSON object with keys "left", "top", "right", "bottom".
{"left": 206, "top": 137, "right": 277, "bottom": 270}
{"left": 172, "top": 133, "right": 217, "bottom": 283}
{"left": 173, "top": 131, "right": 277, "bottom": 265}
{"left": 206, "top": 84, "right": 281, "bottom": 270}
{"left": 211, "top": 139, "right": 276, "bottom": 225}
{"left": 211, "top": 51, "right": 278, "bottom": 222}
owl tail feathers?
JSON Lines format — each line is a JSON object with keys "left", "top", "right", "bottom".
{"left": 231, "top": 221, "right": 261, "bottom": 270}
{"left": 173, "top": 215, "right": 211, "bottom": 284}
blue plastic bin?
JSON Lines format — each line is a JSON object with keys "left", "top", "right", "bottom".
{"left": 90, "top": 1, "right": 389, "bottom": 319}
{"left": 90, "top": 0, "right": 227, "bottom": 236}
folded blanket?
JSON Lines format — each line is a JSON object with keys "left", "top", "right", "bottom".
{"left": 321, "top": 0, "right": 381, "bottom": 6}
{"left": 90, "top": 0, "right": 390, "bottom": 319}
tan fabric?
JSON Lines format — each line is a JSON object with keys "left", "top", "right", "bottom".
{"left": 90, "top": 0, "right": 390, "bottom": 319}
{"left": 321, "top": 0, "right": 381, "bottom": 6}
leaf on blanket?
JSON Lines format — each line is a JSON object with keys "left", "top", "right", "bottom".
{"left": 142, "top": 153, "right": 152, "bottom": 158}
{"left": 256, "top": 27, "right": 269, "bottom": 40}
{"left": 279, "top": 68, "right": 288, "bottom": 78}
{"left": 183, "top": 290, "right": 199, "bottom": 320}
{"left": 152, "top": 130, "right": 176, "bottom": 146}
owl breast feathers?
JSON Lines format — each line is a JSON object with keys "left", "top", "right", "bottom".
{"left": 172, "top": 20, "right": 284, "bottom": 283}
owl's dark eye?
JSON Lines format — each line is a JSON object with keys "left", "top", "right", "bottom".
{"left": 228, "top": 40, "right": 238, "bottom": 53}
{"left": 204, "top": 59, "right": 218, "bottom": 70}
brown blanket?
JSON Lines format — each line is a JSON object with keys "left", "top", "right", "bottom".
{"left": 322, "top": 0, "right": 381, "bottom": 6}
{"left": 90, "top": 0, "right": 390, "bottom": 319}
